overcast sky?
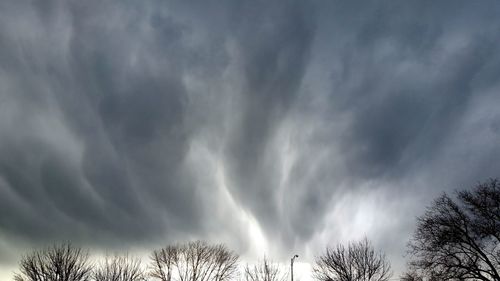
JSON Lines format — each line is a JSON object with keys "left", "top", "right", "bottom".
{"left": 1, "top": 0, "right": 500, "bottom": 279}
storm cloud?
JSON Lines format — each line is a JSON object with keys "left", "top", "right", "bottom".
{"left": 1, "top": 0, "right": 500, "bottom": 278}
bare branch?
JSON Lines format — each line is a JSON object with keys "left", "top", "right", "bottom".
{"left": 149, "top": 241, "right": 239, "bottom": 281}
{"left": 244, "top": 257, "right": 288, "bottom": 281}
{"left": 313, "top": 238, "right": 392, "bottom": 281}
{"left": 407, "top": 179, "right": 500, "bottom": 281}
{"left": 93, "top": 254, "right": 145, "bottom": 281}
{"left": 14, "top": 243, "right": 92, "bottom": 281}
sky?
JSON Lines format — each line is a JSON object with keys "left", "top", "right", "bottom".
{"left": 1, "top": 0, "right": 500, "bottom": 280}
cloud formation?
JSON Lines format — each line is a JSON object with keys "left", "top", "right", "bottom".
{"left": 1, "top": 0, "right": 500, "bottom": 277}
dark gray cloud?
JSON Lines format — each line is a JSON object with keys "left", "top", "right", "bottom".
{"left": 1, "top": 0, "right": 500, "bottom": 278}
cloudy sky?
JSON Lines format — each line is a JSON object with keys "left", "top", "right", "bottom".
{"left": 1, "top": 0, "right": 500, "bottom": 279}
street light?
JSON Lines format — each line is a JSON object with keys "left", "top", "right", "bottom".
{"left": 291, "top": 254, "right": 299, "bottom": 281}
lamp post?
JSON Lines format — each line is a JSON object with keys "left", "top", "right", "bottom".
{"left": 291, "top": 254, "right": 299, "bottom": 281}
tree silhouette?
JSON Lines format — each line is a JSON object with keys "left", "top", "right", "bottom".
{"left": 14, "top": 243, "right": 92, "bottom": 281}
{"left": 313, "top": 238, "right": 392, "bottom": 281}
{"left": 93, "top": 255, "right": 145, "bottom": 281}
{"left": 407, "top": 179, "right": 500, "bottom": 280}
{"left": 400, "top": 270, "right": 424, "bottom": 281}
{"left": 244, "top": 257, "right": 288, "bottom": 281}
{"left": 149, "top": 241, "right": 239, "bottom": 281}
{"left": 150, "top": 245, "right": 177, "bottom": 281}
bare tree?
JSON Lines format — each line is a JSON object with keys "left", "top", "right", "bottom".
{"left": 244, "top": 257, "right": 288, "bottom": 281}
{"left": 400, "top": 270, "right": 424, "bottom": 281}
{"left": 407, "top": 179, "right": 500, "bottom": 281}
{"left": 400, "top": 270, "right": 442, "bottom": 281}
{"left": 14, "top": 243, "right": 92, "bottom": 281}
{"left": 150, "top": 246, "right": 178, "bottom": 281}
{"left": 93, "top": 255, "right": 145, "bottom": 281}
{"left": 313, "top": 238, "right": 392, "bottom": 281}
{"left": 149, "top": 241, "right": 239, "bottom": 281}
{"left": 210, "top": 244, "right": 240, "bottom": 281}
